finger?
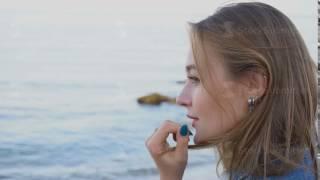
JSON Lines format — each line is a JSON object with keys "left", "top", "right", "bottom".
{"left": 147, "top": 120, "right": 180, "bottom": 154}
{"left": 154, "top": 120, "right": 180, "bottom": 143}
{"left": 173, "top": 129, "right": 192, "bottom": 142}
{"left": 145, "top": 128, "right": 159, "bottom": 147}
{"left": 175, "top": 124, "right": 190, "bottom": 155}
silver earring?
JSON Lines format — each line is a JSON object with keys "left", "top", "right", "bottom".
{"left": 248, "top": 96, "right": 256, "bottom": 112}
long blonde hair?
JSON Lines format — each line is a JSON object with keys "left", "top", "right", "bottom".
{"left": 187, "top": 2, "right": 318, "bottom": 179}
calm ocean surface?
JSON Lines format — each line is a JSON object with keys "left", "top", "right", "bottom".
{"left": 0, "top": 5, "right": 316, "bottom": 180}
{"left": 0, "top": 19, "right": 222, "bottom": 179}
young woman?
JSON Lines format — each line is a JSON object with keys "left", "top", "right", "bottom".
{"left": 145, "top": 2, "right": 318, "bottom": 180}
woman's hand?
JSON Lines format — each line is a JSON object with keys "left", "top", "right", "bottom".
{"left": 145, "top": 120, "right": 190, "bottom": 180}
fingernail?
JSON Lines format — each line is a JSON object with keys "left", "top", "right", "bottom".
{"left": 180, "top": 124, "right": 189, "bottom": 136}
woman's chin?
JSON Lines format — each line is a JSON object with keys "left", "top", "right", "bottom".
{"left": 193, "top": 134, "right": 209, "bottom": 145}
{"left": 193, "top": 135, "right": 202, "bottom": 144}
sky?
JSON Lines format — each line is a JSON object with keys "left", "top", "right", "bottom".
{"left": 0, "top": 0, "right": 317, "bottom": 61}
{"left": 0, "top": 0, "right": 316, "bottom": 23}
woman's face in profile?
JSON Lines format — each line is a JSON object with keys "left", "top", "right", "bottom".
{"left": 176, "top": 49, "right": 248, "bottom": 144}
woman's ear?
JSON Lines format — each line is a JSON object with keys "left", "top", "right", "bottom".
{"left": 240, "top": 70, "right": 267, "bottom": 99}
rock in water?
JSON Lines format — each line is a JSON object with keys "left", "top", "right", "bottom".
{"left": 176, "top": 80, "right": 186, "bottom": 84}
{"left": 137, "top": 93, "right": 176, "bottom": 105}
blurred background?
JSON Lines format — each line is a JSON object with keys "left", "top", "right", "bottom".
{"left": 0, "top": 0, "right": 317, "bottom": 179}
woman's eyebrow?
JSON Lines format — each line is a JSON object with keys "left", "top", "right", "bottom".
{"left": 186, "top": 64, "right": 197, "bottom": 73}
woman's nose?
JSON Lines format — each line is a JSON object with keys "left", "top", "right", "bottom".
{"left": 176, "top": 91, "right": 192, "bottom": 107}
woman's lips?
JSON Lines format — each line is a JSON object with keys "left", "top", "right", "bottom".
{"left": 187, "top": 114, "right": 199, "bottom": 127}
{"left": 187, "top": 114, "right": 199, "bottom": 120}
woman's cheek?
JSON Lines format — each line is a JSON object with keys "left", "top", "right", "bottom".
{"left": 192, "top": 86, "right": 203, "bottom": 107}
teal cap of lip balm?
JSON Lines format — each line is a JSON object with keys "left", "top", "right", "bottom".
{"left": 180, "top": 124, "right": 189, "bottom": 136}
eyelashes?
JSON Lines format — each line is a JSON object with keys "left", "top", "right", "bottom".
{"left": 187, "top": 76, "right": 200, "bottom": 84}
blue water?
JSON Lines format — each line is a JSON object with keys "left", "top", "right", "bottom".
{"left": 0, "top": 19, "right": 220, "bottom": 179}
{"left": 0, "top": 5, "right": 316, "bottom": 179}
{"left": 0, "top": 59, "right": 219, "bottom": 179}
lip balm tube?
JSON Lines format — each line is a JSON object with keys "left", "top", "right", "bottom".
{"left": 172, "top": 129, "right": 193, "bottom": 141}
{"left": 172, "top": 121, "right": 194, "bottom": 141}
{"left": 170, "top": 120, "right": 213, "bottom": 150}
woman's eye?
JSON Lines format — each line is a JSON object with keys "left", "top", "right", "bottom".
{"left": 187, "top": 76, "right": 200, "bottom": 84}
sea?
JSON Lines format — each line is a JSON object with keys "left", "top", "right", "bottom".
{"left": 0, "top": 13, "right": 225, "bottom": 180}
{"left": 0, "top": 3, "right": 316, "bottom": 180}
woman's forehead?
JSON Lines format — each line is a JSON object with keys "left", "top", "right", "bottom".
{"left": 187, "top": 46, "right": 221, "bottom": 66}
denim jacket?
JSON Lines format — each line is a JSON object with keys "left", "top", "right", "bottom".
{"left": 234, "top": 149, "right": 316, "bottom": 180}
